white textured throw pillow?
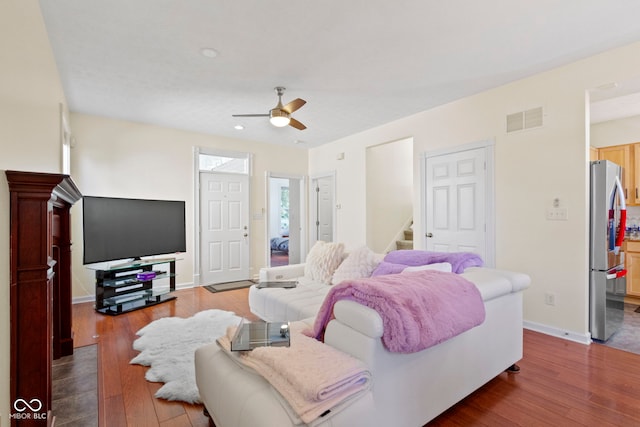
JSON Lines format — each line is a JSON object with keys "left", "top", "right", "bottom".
{"left": 331, "top": 246, "right": 381, "bottom": 285}
{"left": 304, "top": 241, "right": 345, "bottom": 284}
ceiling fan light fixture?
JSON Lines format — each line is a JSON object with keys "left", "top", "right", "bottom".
{"left": 269, "top": 109, "right": 291, "bottom": 127}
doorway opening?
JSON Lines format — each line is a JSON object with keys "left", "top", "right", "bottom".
{"left": 588, "top": 79, "right": 640, "bottom": 354}
{"left": 366, "top": 137, "right": 414, "bottom": 253}
{"left": 267, "top": 174, "right": 305, "bottom": 267}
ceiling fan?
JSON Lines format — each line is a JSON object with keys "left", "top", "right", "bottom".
{"left": 233, "top": 87, "right": 307, "bottom": 130}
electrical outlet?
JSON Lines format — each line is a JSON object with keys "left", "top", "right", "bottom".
{"left": 544, "top": 292, "right": 556, "bottom": 306}
{"left": 546, "top": 207, "right": 568, "bottom": 221}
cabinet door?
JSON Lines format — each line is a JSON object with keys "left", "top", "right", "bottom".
{"left": 598, "top": 144, "right": 635, "bottom": 204}
{"left": 625, "top": 243, "right": 640, "bottom": 297}
{"left": 633, "top": 143, "right": 640, "bottom": 205}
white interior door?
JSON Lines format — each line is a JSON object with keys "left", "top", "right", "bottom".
{"left": 313, "top": 175, "right": 334, "bottom": 244}
{"left": 425, "top": 147, "right": 486, "bottom": 258}
{"left": 200, "top": 172, "right": 250, "bottom": 284}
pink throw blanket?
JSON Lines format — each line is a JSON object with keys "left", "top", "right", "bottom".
{"left": 308, "top": 270, "right": 485, "bottom": 353}
{"left": 217, "top": 325, "right": 371, "bottom": 424}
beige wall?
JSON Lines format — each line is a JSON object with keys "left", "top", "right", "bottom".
{"left": 309, "top": 41, "right": 640, "bottom": 340}
{"left": 0, "top": 0, "right": 68, "bottom": 420}
{"left": 591, "top": 115, "right": 640, "bottom": 147}
{"left": 69, "top": 113, "right": 308, "bottom": 297}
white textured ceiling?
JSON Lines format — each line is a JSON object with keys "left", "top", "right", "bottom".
{"left": 38, "top": 0, "right": 640, "bottom": 148}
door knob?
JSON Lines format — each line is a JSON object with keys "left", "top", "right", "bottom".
{"left": 426, "top": 232, "right": 433, "bottom": 238}
{"left": 243, "top": 233, "right": 248, "bottom": 237}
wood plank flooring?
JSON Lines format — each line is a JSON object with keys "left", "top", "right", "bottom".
{"left": 72, "top": 287, "right": 640, "bottom": 427}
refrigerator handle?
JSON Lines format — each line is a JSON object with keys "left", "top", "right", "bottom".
{"left": 610, "top": 176, "right": 627, "bottom": 254}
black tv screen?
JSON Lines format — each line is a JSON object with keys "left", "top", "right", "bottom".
{"left": 82, "top": 196, "right": 186, "bottom": 264}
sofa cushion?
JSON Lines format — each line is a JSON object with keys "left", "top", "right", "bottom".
{"left": 248, "top": 276, "right": 331, "bottom": 322}
{"left": 401, "top": 262, "right": 452, "bottom": 273}
{"left": 331, "top": 246, "right": 382, "bottom": 285}
{"left": 304, "top": 241, "right": 345, "bottom": 284}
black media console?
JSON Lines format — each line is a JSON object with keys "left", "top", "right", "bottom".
{"left": 93, "top": 258, "right": 176, "bottom": 315}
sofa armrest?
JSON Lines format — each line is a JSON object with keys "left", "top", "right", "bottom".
{"left": 258, "top": 263, "right": 306, "bottom": 281}
{"left": 332, "top": 300, "right": 383, "bottom": 339}
{"left": 323, "top": 300, "right": 384, "bottom": 370}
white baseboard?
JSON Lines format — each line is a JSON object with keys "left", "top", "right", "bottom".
{"left": 523, "top": 320, "right": 592, "bottom": 345}
{"left": 72, "top": 295, "right": 95, "bottom": 304}
{"left": 176, "top": 282, "right": 194, "bottom": 290}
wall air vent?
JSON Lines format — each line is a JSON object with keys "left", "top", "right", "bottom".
{"left": 506, "top": 107, "right": 543, "bottom": 133}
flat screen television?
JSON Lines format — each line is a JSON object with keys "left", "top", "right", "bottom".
{"left": 82, "top": 196, "right": 186, "bottom": 265}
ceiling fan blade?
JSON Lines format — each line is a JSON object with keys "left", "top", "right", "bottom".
{"left": 282, "top": 98, "right": 306, "bottom": 114}
{"left": 232, "top": 113, "right": 269, "bottom": 117}
{"left": 289, "top": 117, "right": 307, "bottom": 130}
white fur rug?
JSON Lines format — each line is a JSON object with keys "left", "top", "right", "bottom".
{"left": 130, "top": 309, "right": 241, "bottom": 403}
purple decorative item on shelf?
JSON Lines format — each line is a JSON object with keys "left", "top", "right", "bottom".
{"left": 137, "top": 271, "right": 157, "bottom": 281}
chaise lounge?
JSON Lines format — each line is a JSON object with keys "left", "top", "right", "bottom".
{"left": 195, "top": 245, "right": 530, "bottom": 426}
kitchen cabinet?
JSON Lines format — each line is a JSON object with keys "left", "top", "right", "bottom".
{"left": 626, "top": 241, "right": 640, "bottom": 298}
{"left": 598, "top": 144, "right": 635, "bottom": 204}
{"left": 633, "top": 143, "right": 640, "bottom": 204}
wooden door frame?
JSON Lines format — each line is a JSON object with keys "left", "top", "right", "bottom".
{"left": 420, "top": 139, "right": 496, "bottom": 268}
{"left": 193, "top": 147, "right": 252, "bottom": 285}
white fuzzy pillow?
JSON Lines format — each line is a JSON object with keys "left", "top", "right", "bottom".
{"left": 304, "top": 241, "right": 345, "bottom": 284}
{"left": 331, "top": 246, "right": 381, "bottom": 285}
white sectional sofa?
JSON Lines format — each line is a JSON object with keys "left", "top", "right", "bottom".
{"left": 195, "top": 247, "right": 530, "bottom": 427}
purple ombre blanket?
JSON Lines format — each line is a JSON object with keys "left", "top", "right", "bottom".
{"left": 308, "top": 270, "right": 485, "bottom": 353}
{"left": 372, "top": 250, "right": 484, "bottom": 276}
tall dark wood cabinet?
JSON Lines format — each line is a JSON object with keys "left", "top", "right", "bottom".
{"left": 6, "top": 171, "right": 82, "bottom": 425}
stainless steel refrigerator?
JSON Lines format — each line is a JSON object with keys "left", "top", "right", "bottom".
{"left": 589, "top": 160, "right": 627, "bottom": 341}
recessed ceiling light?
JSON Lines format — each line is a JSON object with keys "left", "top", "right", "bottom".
{"left": 234, "top": 124, "right": 244, "bottom": 130}
{"left": 200, "top": 48, "right": 218, "bottom": 58}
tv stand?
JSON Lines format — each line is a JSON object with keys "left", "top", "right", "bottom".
{"left": 92, "top": 258, "right": 177, "bottom": 315}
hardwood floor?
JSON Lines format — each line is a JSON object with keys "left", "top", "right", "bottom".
{"left": 72, "top": 287, "right": 640, "bottom": 427}
{"left": 73, "top": 287, "right": 260, "bottom": 427}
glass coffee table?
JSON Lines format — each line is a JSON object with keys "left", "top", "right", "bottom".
{"left": 230, "top": 318, "right": 290, "bottom": 351}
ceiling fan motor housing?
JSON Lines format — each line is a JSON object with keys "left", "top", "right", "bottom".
{"left": 269, "top": 108, "right": 291, "bottom": 127}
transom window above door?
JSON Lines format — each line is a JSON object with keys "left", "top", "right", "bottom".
{"left": 199, "top": 154, "right": 249, "bottom": 174}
